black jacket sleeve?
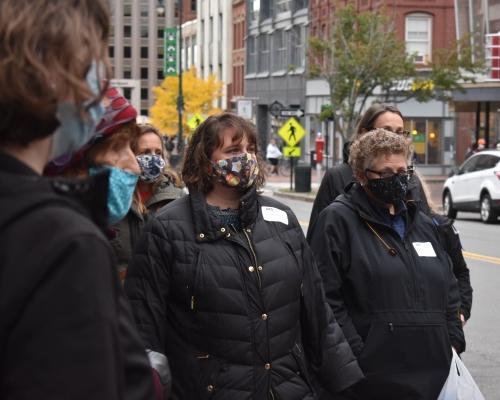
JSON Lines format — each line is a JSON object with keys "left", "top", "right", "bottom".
{"left": 444, "top": 255, "right": 467, "bottom": 353}
{"left": 124, "top": 216, "right": 172, "bottom": 396}
{"left": 297, "top": 223, "right": 364, "bottom": 395}
{"left": 433, "top": 215, "right": 473, "bottom": 321}
{"left": 307, "top": 207, "right": 365, "bottom": 357}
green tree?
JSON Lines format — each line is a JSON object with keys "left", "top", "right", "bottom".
{"left": 308, "top": 3, "right": 485, "bottom": 141}
{"left": 150, "top": 66, "right": 224, "bottom": 137}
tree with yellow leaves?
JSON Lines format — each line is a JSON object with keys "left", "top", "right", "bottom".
{"left": 150, "top": 66, "right": 224, "bottom": 137}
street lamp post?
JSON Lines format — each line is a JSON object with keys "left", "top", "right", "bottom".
{"left": 177, "top": 0, "right": 185, "bottom": 153}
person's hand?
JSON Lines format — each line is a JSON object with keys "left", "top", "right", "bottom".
{"left": 461, "top": 314, "right": 466, "bottom": 327}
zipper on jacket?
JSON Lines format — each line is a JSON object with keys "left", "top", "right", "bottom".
{"left": 295, "top": 343, "right": 302, "bottom": 353}
{"left": 229, "top": 223, "right": 239, "bottom": 235}
{"left": 190, "top": 251, "right": 202, "bottom": 310}
{"left": 388, "top": 323, "right": 441, "bottom": 332}
{"left": 270, "top": 389, "right": 275, "bottom": 400}
{"left": 403, "top": 242, "right": 420, "bottom": 308}
{"left": 243, "top": 228, "right": 261, "bottom": 287}
{"left": 197, "top": 355, "right": 209, "bottom": 359}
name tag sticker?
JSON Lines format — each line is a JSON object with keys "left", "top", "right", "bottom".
{"left": 261, "top": 206, "right": 288, "bottom": 225}
{"left": 412, "top": 242, "right": 437, "bottom": 257}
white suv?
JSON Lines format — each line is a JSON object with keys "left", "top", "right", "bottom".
{"left": 442, "top": 150, "right": 500, "bottom": 223}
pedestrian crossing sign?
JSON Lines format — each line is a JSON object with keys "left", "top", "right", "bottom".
{"left": 186, "top": 113, "right": 205, "bottom": 131}
{"left": 283, "top": 147, "right": 301, "bottom": 157}
{"left": 278, "top": 117, "right": 305, "bottom": 147}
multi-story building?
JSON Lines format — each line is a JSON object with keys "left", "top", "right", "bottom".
{"left": 307, "top": 0, "right": 463, "bottom": 175}
{"left": 451, "top": 0, "right": 500, "bottom": 165}
{"left": 196, "top": 0, "right": 233, "bottom": 110}
{"left": 109, "top": 0, "right": 195, "bottom": 118}
{"left": 244, "top": 0, "right": 309, "bottom": 147}
{"left": 181, "top": 19, "right": 198, "bottom": 72}
{"left": 229, "top": 0, "right": 246, "bottom": 109}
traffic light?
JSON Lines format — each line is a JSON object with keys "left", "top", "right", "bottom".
{"left": 164, "top": 28, "right": 178, "bottom": 77}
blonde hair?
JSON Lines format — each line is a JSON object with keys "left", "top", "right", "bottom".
{"left": 0, "top": 0, "right": 111, "bottom": 146}
{"left": 414, "top": 170, "right": 439, "bottom": 213}
{"left": 349, "top": 128, "right": 413, "bottom": 172}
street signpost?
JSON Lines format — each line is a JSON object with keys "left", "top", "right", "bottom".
{"left": 279, "top": 108, "right": 305, "bottom": 118}
{"left": 164, "top": 28, "right": 178, "bottom": 76}
{"left": 268, "top": 101, "right": 284, "bottom": 118}
{"left": 186, "top": 113, "right": 205, "bottom": 131}
{"left": 278, "top": 117, "right": 306, "bottom": 190}
{"left": 283, "top": 147, "right": 301, "bottom": 157}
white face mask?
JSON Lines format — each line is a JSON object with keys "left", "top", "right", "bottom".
{"left": 49, "top": 62, "right": 106, "bottom": 161}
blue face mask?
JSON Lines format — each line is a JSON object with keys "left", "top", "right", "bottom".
{"left": 89, "top": 165, "right": 139, "bottom": 226}
{"left": 50, "top": 62, "right": 106, "bottom": 160}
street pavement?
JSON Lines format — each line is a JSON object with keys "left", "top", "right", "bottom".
{"left": 263, "top": 174, "right": 500, "bottom": 399}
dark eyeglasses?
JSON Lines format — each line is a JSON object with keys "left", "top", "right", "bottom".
{"left": 365, "top": 166, "right": 414, "bottom": 182}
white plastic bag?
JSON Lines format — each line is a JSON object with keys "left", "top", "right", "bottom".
{"left": 437, "top": 349, "right": 485, "bottom": 400}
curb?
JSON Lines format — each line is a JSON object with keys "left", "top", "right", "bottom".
{"left": 273, "top": 189, "right": 317, "bottom": 203}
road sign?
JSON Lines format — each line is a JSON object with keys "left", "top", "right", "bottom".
{"left": 283, "top": 147, "right": 301, "bottom": 157}
{"left": 186, "top": 113, "right": 205, "bottom": 131}
{"left": 280, "top": 108, "right": 305, "bottom": 118}
{"left": 268, "top": 101, "right": 284, "bottom": 117}
{"left": 278, "top": 117, "right": 306, "bottom": 147}
{"left": 237, "top": 99, "right": 253, "bottom": 119}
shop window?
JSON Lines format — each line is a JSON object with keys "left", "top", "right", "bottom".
{"left": 427, "top": 120, "right": 441, "bottom": 165}
{"left": 406, "top": 119, "right": 441, "bottom": 165}
{"left": 406, "top": 14, "right": 432, "bottom": 63}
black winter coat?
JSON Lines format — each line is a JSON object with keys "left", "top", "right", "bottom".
{"left": 124, "top": 187, "right": 364, "bottom": 400}
{"left": 307, "top": 143, "right": 430, "bottom": 234}
{"left": 307, "top": 183, "right": 465, "bottom": 400}
{"left": 0, "top": 152, "right": 155, "bottom": 400}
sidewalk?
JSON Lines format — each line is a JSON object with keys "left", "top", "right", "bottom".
{"left": 266, "top": 168, "right": 447, "bottom": 207}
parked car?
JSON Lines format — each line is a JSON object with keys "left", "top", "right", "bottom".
{"left": 442, "top": 150, "right": 500, "bottom": 223}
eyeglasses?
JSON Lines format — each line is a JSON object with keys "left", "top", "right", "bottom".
{"left": 367, "top": 128, "right": 411, "bottom": 139}
{"left": 365, "top": 166, "right": 414, "bottom": 182}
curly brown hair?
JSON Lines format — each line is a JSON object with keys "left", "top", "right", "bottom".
{"left": 349, "top": 128, "right": 413, "bottom": 172}
{"left": 0, "top": 0, "right": 111, "bottom": 146}
{"left": 181, "top": 112, "right": 266, "bottom": 193}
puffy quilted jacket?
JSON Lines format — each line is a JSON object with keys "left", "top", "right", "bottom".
{"left": 124, "top": 187, "right": 363, "bottom": 400}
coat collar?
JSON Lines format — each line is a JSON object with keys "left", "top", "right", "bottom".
{"left": 190, "top": 186, "right": 260, "bottom": 243}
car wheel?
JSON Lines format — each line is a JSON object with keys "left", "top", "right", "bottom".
{"left": 480, "top": 193, "right": 498, "bottom": 224}
{"left": 443, "top": 191, "right": 457, "bottom": 219}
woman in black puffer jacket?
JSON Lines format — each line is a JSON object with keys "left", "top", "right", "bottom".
{"left": 125, "top": 113, "right": 364, "bottom": 400}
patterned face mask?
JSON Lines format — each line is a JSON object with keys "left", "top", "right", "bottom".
{"left": 136, "top": 155, "right": 165, "bottom": 182}
{"left": 89, "top": 165, "right": 138, "bottom": 225}
{"left": 211, "top": 153, "right": 259, "bottom": 191}
{"left": 366, "top": 174, "right": 408, "bottom": 205}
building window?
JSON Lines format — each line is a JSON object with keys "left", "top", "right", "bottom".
{"left": 141, "top": 26, "right": 148, "bottom": 38}
{"left": 273, "top": 30, "right": 287, "bottom": 72}
{"left": 251, "top": 0, "right": 260, "bottom": 21}
{"left": 124, "top": 46, "right": 131, "bottom": 58}
{"left": 192, "top": 36, "right": 198, "bottom": 65}
{"left": 158, "top": 46, "right": 164, "bottom": 59}
{"left": 141, "top": 109, "right": 148, "bottom": 116}
{"left": 109, "top": 46, "right": 114, "bottom": 58}
{"left": 406, "top": 15, "right": 432, "bottom": 63}
{"left": 258, "top": 34, "right": 269, "bottom": 73}
{"left": 275, "top": 0, "right": 291, "bottom": 14}
{"left": 141, "top": 67, "right": 148, "bottom": 79}
{"left": 141, "top": 88, "right": 149, "bottom": 100}
{"left": 124, "top": 67, "right": 131, "bottom": 79}
{"left": 140, "top": 5, "right": 148, "bottom": 17}
{"left": 110, "top": 25, "right": 115, "bottom": 38}
{"left": 191, "top": 0, "right": 196, "bottom": 12}
{"left": 123, "top": 88, "right": 132, "bottom": 100}
{"left": 124, "top": 4, "right": 131, "bottom": 17}
{"left": 405, "top": 119, "right": 441, "bottom": 164}
{"left": 124, "top": 26, "right": 132, "bottom": 38}
{"left": 174, "top": 4, "right": 179, "bottom": 18}
{"left": 186, "top": 37, "right": 191, "bottom": 70}
{"left": 246, "top": 36, "right": 257, "bottom": 74}
{"left": 291, "top": 26, "right": 305, "bottom": 69}
{"left": 158, "top": 29, "right": 164, "bottom": 39}
{"left": 141, "top": 47, "right": 148, "bottom": 58}
{"left": 158, "top": 69, "right": 164, "bottom": 79}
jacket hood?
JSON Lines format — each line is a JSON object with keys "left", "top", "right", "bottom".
{"left": 143, "top": 174, "right": 185, "bottom": 209}
{"left": 0, "top": 164, "right": 109, "bottom": 234}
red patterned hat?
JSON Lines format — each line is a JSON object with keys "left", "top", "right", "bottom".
{"left": 44, "top": 87, "right": 137, "bottom": 176}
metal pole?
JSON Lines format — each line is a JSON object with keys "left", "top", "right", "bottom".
{"left": 468, "top": 0, "right": 475, "bottom": 63}
{"left": 177, "top": 0, "right": 185, "bottom": 152}
{"left": 290, "top": 157, "right": 294, "bottom": 191}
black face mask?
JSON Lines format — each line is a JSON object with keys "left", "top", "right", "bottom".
{"left": 366, "top": 174, "right": 408, "bottom": 204}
